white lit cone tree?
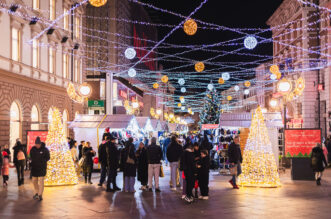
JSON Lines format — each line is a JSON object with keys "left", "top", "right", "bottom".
{"left": 237, "top": 106, "right": 281, "bottom": 188}
{"left": 45, "top": 108, "right": 78, "bottom": 186}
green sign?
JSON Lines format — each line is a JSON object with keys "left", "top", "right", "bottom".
{"left": 88, "top": 100, "right": 104, "bottom": 108}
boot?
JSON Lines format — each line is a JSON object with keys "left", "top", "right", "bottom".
{"left": 88, "top": 173, "right": 92, "bottom": 184}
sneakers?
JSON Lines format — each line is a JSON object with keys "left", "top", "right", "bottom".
{"left": 155, "top": 188, "right": 161, "bottom": 192}
{"left": 181, "top": 195, "right": 186, "bottom": 200}
{"left": 233, "top": 185, "right": 239, "bottom": 189}
{"left": 171, "top": 187, "right": 177, "bottom": 191}
{"left": 97, "top": 183, "right": 103, "bottom": 187}
{"left": 33, "top": 193, "right": 39, "bottom": 200}
{"left": 202, "top": 196, "right": 209, "bottom": 200}
{"left": 148, "top": 188, "right": 153, "bottom": 192}
{"left": 198, "top": 196, "right": 203, "bottom": 199}
{"left": 38, "top": 195, "right": 43, "bottom": 201}
{"left": 316, "top": 178, "right": 321, "bottom": 186}
{"left": 106, "top": 188, "right": 114, "bottom": 192}
{"left": 184, "top": 195, "right": 193, "bottom": 203}
{"left": 113, "top": 186, "right": 121, "bottom": 191}
{"left": 229, "top": 179, "right": 234, "bottom": 187}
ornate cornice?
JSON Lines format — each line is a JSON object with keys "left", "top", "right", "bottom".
{"left": 267, "top": 0, "right": 302, "bottom": 27}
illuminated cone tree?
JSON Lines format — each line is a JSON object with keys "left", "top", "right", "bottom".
{"left": 237, "top": 106, "right": 281, "bottom": 188}
{"left": 45, "top": 108, "right": 78, "bottom": 186}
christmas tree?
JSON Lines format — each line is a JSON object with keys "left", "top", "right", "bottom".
{"left": 199, "top": 88, "right": 220, "bottom": 125}
{"left": 45, "top": 108, "right": 78, "bottom": 186}
{"left": 237, "top": 106, "right": 281, "bottom": 188}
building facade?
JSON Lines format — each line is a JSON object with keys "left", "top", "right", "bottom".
{"left": 0, "top": 0, "right": 85, "bottom": 150}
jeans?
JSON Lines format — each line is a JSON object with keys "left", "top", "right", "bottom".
{"left": 163, "top": 148, "right": 168, "bottom": 164}
{"left": 232, "top": 163, "right": 242, "bottom": 186}
{"left": 185, "top": 172, "right": 194, "bottom": 198}
{"left": 179, "top": 170, "right": 183, "bottom": 187}
{"left": 124, "top": 176, "right": 135, "bottom": 192}
{"left": 148, "top": 164, "right": 160, "bottom": 189}
{"left": 99, "top": 164, "right": 107, "bottom": 184}
{"left": 170, "top": 162, "right": 179, "bottom": 187}
{"left": 199, "top": 173, "right": 209, "bottom": 196}
{"left": 32, "top": 177, "right": 44, "bottom": 196}
{"left": 15, "top": 160, "right": 25, "bottom": 184}
{"left": 182, "top": 175, "right": 186, "bottom": 195}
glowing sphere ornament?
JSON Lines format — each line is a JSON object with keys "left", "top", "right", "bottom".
{"left": 244, "top": 81, "right": 251, "bottom": 87}
{"left": 234, "top": 85, "right": 240, "bottom": 91}
{"left": 181, "top": 87, "right": 186, "bottom": 93}
{"left": 178, "top": 103, "right": 182, "bottom": 107}
{"left": 153, "top": 83, "right": 159, "bottom": 89}
{"left": 128, "top": 68, "right": 136, "bottom": 77}
{"left": 208, "top": 83, "right": 214, "bottom": 91}
{"left": 89, "top": 0, "right": 107, "bottom": 7}
{"left": 244, "top": 36, "right": 258, "bottom": 50}
{"left": 161, "top": 75, "right": 169, "bottom": 83}
{"left": 124, "top": 47, "right": 136, "bottom": 60}
{"left": 270, "top": 74, "right": 277, "bottom": 80}
{"left": 244, "top": 89, "right": 250, "bottom": 95}
{"left": 178, "top": 78, "right": 185, "bottom": 85}
{"left": 222, "top": 72, "right": 230, "bottom": 81}
{"left": 195, "top": 62, "right": 205, "bottom": 72}
{"left": 218, "top": 78, "right": 225, "bottom": 85}
{"left": 270, "top": 65, "right": 280, "bottom": 74}
{"left": 183, "top": 19, "right": 197, "bottom": 36}
{"left": 181, "top": 106, "right": 185, "bottom": 111}
{"left": 227, "top": 96, "right": 232, "bottom": 101}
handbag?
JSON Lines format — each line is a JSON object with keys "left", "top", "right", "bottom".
{"left": 78, "top": 157, "right": 85, "bottom": 167}
{"left": 160, "top": 165, "right": 164, "bottom": 177}
{"left": 229, "top": 164, "right": 238, "bottom": 176}
{"left": 126, "top": 146, "right": 135, "bottom": 164}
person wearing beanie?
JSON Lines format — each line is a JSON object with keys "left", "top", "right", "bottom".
{"left": 30, "top": 137, "right": 50, "bottom": 201}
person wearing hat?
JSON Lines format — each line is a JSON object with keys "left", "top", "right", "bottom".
{"left": 13, "top": 139, "right": 26, "bottom": 186}
{"left": 106, "top": 135, "right": 121, "bottom": 192}
{"left": 30, "top": 137, "right": 50, "bottom": 201}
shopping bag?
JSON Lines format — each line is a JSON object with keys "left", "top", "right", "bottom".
{"left": 160, "top": 165, "right": 164, "bottom": 177}
{"left": 229, "top": 164, "right": 237, "bottom": 176}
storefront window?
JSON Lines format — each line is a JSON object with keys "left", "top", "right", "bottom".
{"left": 31, "top": 105, "right": 40, "bottom": 130}
{"left": 10, "top": 101, "right": 21, "bottom": 156}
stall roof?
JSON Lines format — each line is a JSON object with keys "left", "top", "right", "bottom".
{"left": 136, "top": 117, "right": 150, "bottom": 129}
{"left": 220, "top": 112, "right": 282, "bottom": 128}
{"left": 69, "top": 114, "right": 137, "bottom": 129}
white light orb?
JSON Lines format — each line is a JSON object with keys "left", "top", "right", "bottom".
{"left": 132, "top": 102, "right": 139, "bottom": 109}
{"left": 181, "top": 87, "right": 186, "bottom": 93}
{"left": 181, "top": 106, "right": 185, "bottom": 111}
{"left": 178, "top": 78, "right": 185, "bottom": 85}
{"left": 222, "top": 72, "right": 230, "bottom": 81}
{"left": 270, "top": 74, "right": 277, "bottom": 80}
{"left": 79, "top": 84, "right": 92, "bottom": 96}
{"left": 128, "top": 68, "right": 136, "bottom": 77}
{"left": 269, "top": 99, "right": 278, "bottom": 108}
{"left": 244, "top": 36, "right": 258, "bottom": 50}
{"left": 180, "top": 98, "right": 185, "bottom": 103}
{"left": 208, "top": 83, "right": 214, "bottom": 91}
{"left": 156, "top": 109, "right": 162, "bottom": 115}
{"left": 124, "top": 47, "right": 136, "bottom": 60}
{"left": 234, "top": 85, "right": 240, "bottom": 91}
{"left": 244, "top": 89, "right": 249, "bottom": 95}
{"left": 278, "top": 81, "right": 291, "bottom": 93}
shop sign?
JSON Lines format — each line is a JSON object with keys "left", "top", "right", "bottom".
{"left": 88, "top": 100, "right": 104, "bottom": 108}
{"left": 285, "top": 129, "right": 321, "bottom": 158}
{"left": 119, "top": 90, "right": 127, "bottom": 99}
{"left": 27, "top": 131, "right": 48, "bottom": 154}
{"left": 201, "top": 124, "right": 219, "bottom": 130}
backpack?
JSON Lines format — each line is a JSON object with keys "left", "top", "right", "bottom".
{"left": 17, "top": 150, "right": 25, "bottom": 160}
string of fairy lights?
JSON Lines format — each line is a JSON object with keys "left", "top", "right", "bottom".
{"left": 3, "top": 0, "right": 331, "bottom": 113}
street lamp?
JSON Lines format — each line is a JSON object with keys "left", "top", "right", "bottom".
{"left": 78, "top": 83, "right": 92, "bottom": 98}
{"left": 269, "top": 98, "right": 278, "bottom": 108}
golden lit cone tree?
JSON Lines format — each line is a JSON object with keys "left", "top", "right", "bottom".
{"left": 45, "top": 108, "right": 78, "bottom": 186}
{"left": 237, "top": 106, "right": 281, "bottom": 188}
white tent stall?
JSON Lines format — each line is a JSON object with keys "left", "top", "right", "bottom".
{"left": 136, "top": 117, "right": 154, "bottom": 136}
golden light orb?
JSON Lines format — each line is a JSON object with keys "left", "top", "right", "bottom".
{"left": 195, "top": 62, "right": 205, "bottom": 72}
{"left": 244, "top": 81, "right": 251, "bottom": 88}
{"left": 227, "top": 96, "right": 232, "bottom": 101}
{"left": 153, "top": 83, "right": 159, "bottom": 89}
{"left": 161, "top": 75, "right": 169, "bottom": 83}
{"left": 218, "top": 78, "right": 225, "bottom": 85}
{"left": 89, "top": 0, "right": 107, "bottom": 7}
{"left": 183, "top": 19, "right": 197, "bottom": 36}
{"left": 270, "top": 65, "right": 280, "bottom": 74}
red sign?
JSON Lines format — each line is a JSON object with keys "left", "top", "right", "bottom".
{"left": 290, "top": 118, "right": 303, "bottom": 124}
{"left": 201, "top": 124, "right": 219, "bottom": 130}
{"left": 139, "top": 101, "right": 144, "bottom": 107}
{"left": 27, "top": 131, "right": 48, "bottom": 154}
{"left": 285, "top": 129, "right": 321, "bottom": 158}
{"left": 119, "top": 90, "right": 127, "bottom": 99}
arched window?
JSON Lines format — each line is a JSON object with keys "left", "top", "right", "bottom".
{"left": 31, "top": 105, "right": 40, "bottom": 130}
{"left": 10, "top": 101, "right": 22, "bottom": 156}
{"left": 63, "top": 110, "right": 69, "bottom": 138}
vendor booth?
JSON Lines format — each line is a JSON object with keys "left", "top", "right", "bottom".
{"left": 136, "top": 117, "right": 154, "bottom": 136}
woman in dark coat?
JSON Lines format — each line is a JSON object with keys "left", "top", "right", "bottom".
{"left": 136, "top": 142, "right": 148, "bottom": 190}
{"left": 121, "top": 138, "right": 136, "bottom": 192}
{"left": 82, "top": 142, "right": 96, "bottom": 184}
{"left": 13, "top": 140, "right": 26, "bottom": 186}
{"left": 311, "top": 143, "right": 328, "bottom": 185}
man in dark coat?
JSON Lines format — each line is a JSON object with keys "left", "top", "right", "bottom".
{"left": 166, "top": 135, "right": 183, "bottom": 190}
{"left": 228, "top": 136, "right": 242, "bottom": 189}
{"left": 182, "top": 143, "right": 195, "bottom": 203}
{"left": 311, "top": 143, "right": 328, "bottom": 185}
{"left": 106, "top": 135, "right": 121, "bottom": 192}
{"left": 13, "top": 140, "right": 26, "bottom": 186}
{"left": 98, "top": 136, "right": 109, "bottom": 186}
{"left": 30, "top": 137, "right": 50, "bottom": 201}
{"left": 147, "top": 137, "right": 163, "bottom": 192}
{"left": 78, "top": 141, "right": 84, "bottom": 160}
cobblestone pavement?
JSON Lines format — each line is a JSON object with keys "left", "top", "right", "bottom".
{"left": 0, "top": 166, "right": 330, "bottom": 219}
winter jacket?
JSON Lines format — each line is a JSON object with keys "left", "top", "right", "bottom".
{"left": 98, "top": 141, "right": 108, "bottom": 165}
{"left": 200, "top": 139, "right": 212, "bottom": 151}
{"left": 163, "top": 138, "right": 171, "bottom": 150}
{"left": 1, "top": 157, "right": 9, "bottom": 176}
{"left": 83, "top": 147, "right": 95, "bottom": 168}
{"left": 311, "top": 146, "right": 327, "bottom": 172}
{"left": 198, "top": 156, "right": 210, "bottom": 177}
{"left": 166, "top": 141, "right": 183, "bottom": 162}
{"left": 147, "top": 143, "right": 163, "bottom": 164}
{"left": 182, "top": 148, "right": 195, "bottom": 176}
{"left": 30, "top": 145, "right": 50, "bottom": 177}
{"left": 106, "top": 142, "right": 120, "bottom": 170}
{"left": 136, "top": 147, "right": 148, "bottom": 183}
{"left": 78, "top": 144, "right": 83, "bottom": 160}
{"left": 120, "top": 143, "right": 136, "bottom": 177}
{"left": 13, "top": 142, "right": 26, "bottom": 164}
{"left": 228, "top": 142, "right": 242, "bottom": 164}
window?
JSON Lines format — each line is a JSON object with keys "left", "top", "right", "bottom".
{"left": 74, "top": 58, "right": 80, "bottom": 82}
{"left": 63, "top": 53, "right": 69, "bottom": 78}
{"left": 10, "top": 101, "right": 22, "bottom": 155}
{"left": 75, "top": 15, "right": 80, "bottom": 39}
{"left": 32, "top": 39, "right": 39, "bottom": 68}
{"left": 33, "top": 0, "right": 39, "bottom": 10}
{"left": 31, "top": 105, "right": 40, "bottom": 130}
{"left": 63, "top": 8, "right": 69, "bottom": 30}
{"left": 50, "top": 0, "right": 56, "bottom": 20}
{"left": 11, "top": 28, "right": 20, "bottom": 61}
{"left": 63, "top": 110, "right": 69, "bottom": 138}
{"left": 49, "top": 47, "right": 55, "bottom": 74}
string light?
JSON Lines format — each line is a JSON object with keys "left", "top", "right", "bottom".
{"left": 218, "top": 78, "right": 225, "bottom": 85}
{"left": 207, "top": 83, "right": 214, "bottom": 91}
{"left": 153, "top": 83, "right": 159, "bottom": 89}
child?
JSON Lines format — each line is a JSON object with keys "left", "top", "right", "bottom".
{"left": 197, "top": 150, "right": 210, "bottom": 200}
{"left": 2, "top": 151, "right": 10, "bottom": 186}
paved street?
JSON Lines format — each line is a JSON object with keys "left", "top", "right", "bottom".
{"left": 0, "top": 167, "right": 331, "bottom": 219}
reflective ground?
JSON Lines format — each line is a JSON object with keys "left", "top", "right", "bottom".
{"left": 0, "top": 167, "right": 330, "bottom": 219}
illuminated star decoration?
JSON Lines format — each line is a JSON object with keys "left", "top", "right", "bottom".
{"left": 128, "top": 68, "right": 136, "bottom": 77}
{"left": 222, "top": 72, "right": 230, "bottom": 81}
{"left": 181, "top": 87, "right": 186, "bottom": 93}
{"left": 244, "top": 36, "right": 258, "bottom": 50}
{"left": 178, "top": 78, "right": 185, "bottom": 85}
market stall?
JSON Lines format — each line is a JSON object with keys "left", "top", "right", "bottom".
{"left": 136, "top": 117, "right": 154, "bottom": 137}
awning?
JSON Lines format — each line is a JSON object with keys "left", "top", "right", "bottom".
{"left": 219, "top": 112, "right": 282, "bottom": 128}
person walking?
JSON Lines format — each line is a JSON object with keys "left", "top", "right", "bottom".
{"left": 1, "top": 151, "right": 10, "bottom": 187}
{"left": 82, "top": 142, "right": 96, "bottom": 184}
{"left": 121, "top": 138, "right": 136, "bottom": 193}
{"left": 182, "top": 143, "right": 195, "bottom": 203}
{"left": 147, "top": 137, "right": 163, "bottom": 192}
{"left": 136, "top": 142, "right": 148, "bottom": 190}
{"left": 13, "top": 140, "right": 26, "bottom": 186}
{"left": 106, "top": 135, "right": 121, "bottom": 192}
{"left": 30, "top": 138, "right": 50, "bottom": 201}
{"left": 166, "top": 135, "right": 183, "bottom": 191}
{"left": 2, "top": 144, "right": 11, "bottom": 162}
{"left": 98, "top": 136, "right": 109, "bottom": 186}
{"left": 228, "top": 136, "right": 242, "bottom": 189}
{"left": 163, "top": 135, "right": 171, "bottom": 165}
{"left": 197, "top": 150, "right": 210, "bottom": 200}
{"left": 311, "top": 143, "right": 328, "bottom": 186}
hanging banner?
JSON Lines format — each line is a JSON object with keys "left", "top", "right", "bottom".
{"left": 27, "top": 131, "right": 48, "bottom": 154}
{"left": 201, "top": 124, "right": 219, "bottom": 130}
{"left": 285, "top": 129, "right": 321, "bottom": 158}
